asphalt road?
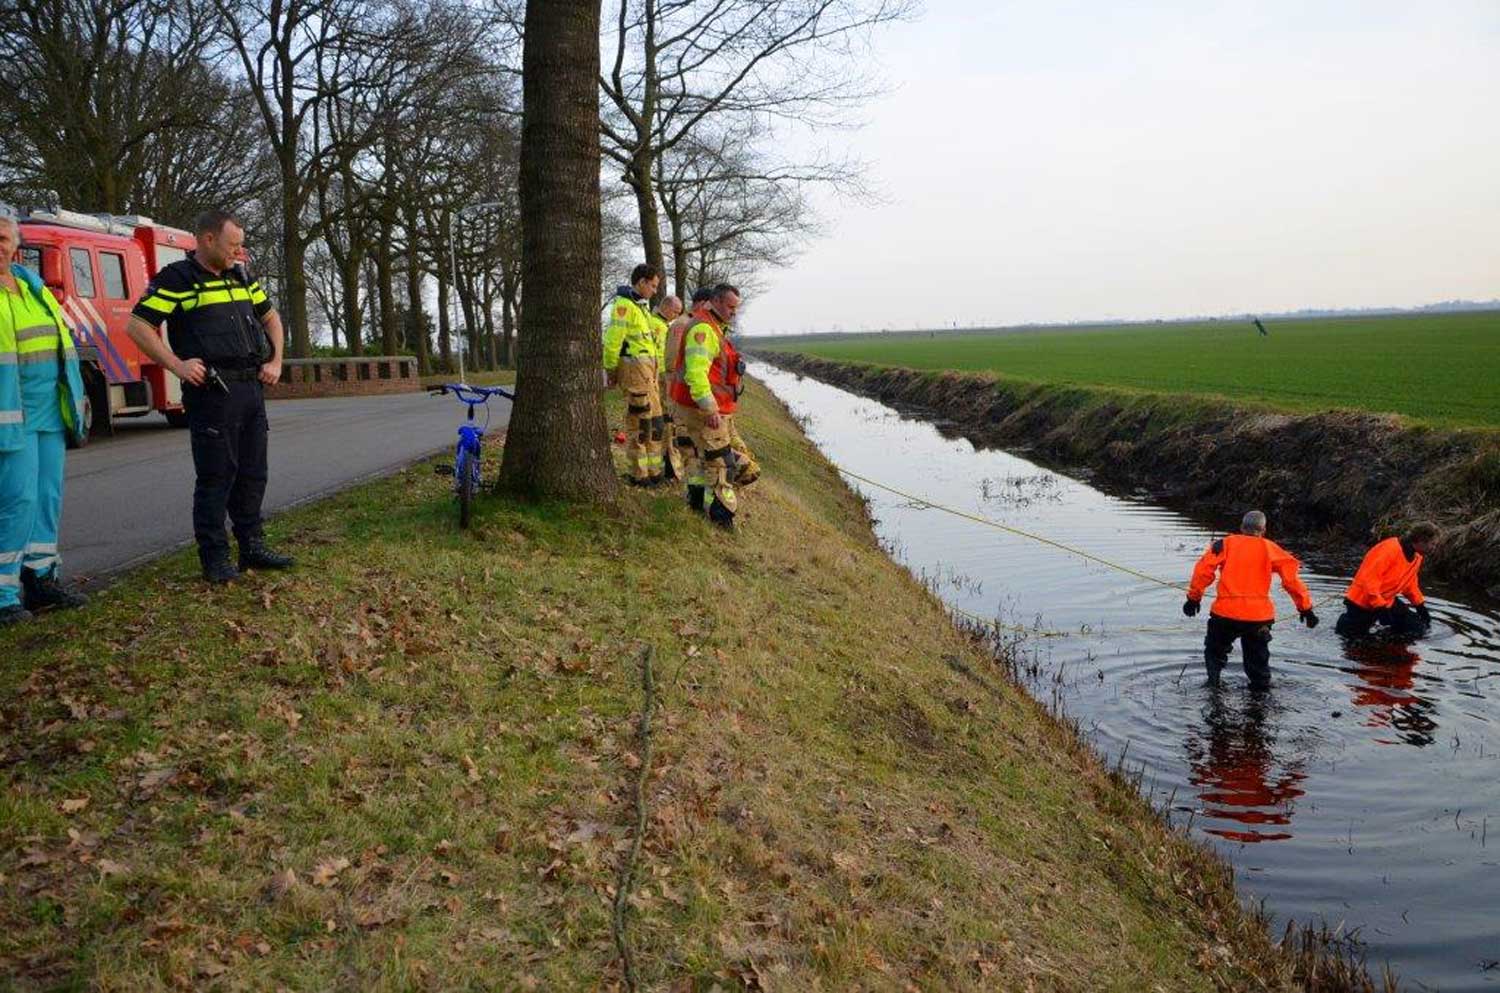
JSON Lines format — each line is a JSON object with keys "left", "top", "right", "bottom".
{"left": 59, "top": 391, "right": 512, "bottom": 582}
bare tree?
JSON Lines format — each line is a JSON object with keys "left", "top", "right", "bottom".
{"left": 597, "top": 0, "right": 911, "bottom": 288}
{"left": 498, "top": 0, "right": 616, "bottom": 503}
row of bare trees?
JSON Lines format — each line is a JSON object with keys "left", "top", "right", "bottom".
{"left": 1, "top": 0, "right": 906, "bottom": 375}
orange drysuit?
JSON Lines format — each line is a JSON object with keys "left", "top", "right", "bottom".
{"left": 1188, "top": 534, "right": 1313, "bottom": 622}
{"left": 1344, "top": 537, "right": 1424, "bottom": 610}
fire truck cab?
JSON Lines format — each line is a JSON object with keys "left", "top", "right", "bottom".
{"left": 11, "top": 207, "right": 196, "bottom": 445}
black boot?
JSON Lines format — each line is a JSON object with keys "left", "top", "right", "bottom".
{"left": 686, "top": 485, "right": 706, "bottom": 512}
{"left": 22, "top": 568, "right": 88, "bottom": 612}
{"left": 707, "top": 499, "right": 735, "bottom": 531}
{"left": 0, "top": 604, "right": 33, "bottom": 626}
{"left": 238, "top": 534, "right": 295, "bottom": 571}
{"left": 201, "top": 550, "right": 239, "bottom": 585}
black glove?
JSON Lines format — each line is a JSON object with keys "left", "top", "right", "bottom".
{"left": 1182, "top": 598, "right": 1201, "bottom": 617}
{"left": 1416, "top": 603, "right": 1431, "bottom": 626}
{"left": 1299, "top": 609, "right": 1319, "bottom": 629}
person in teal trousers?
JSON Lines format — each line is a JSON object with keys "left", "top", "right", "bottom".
{"left": 0, "top": 214, "right": 89, "bottom": 625}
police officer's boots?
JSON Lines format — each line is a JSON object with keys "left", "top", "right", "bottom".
{"left": 0, "top": 604, "right": 33, "bottom": 626}
{"left": 239, "top": 534, "right": 295, "bottom": 572}
{"left": 201, "top": 551, "right": 239, "bottom": 586}
{"left": 22, "top": 568, "right": 88, "bottom": 612}
{"left": 686, "top": 485, "right": 706, "bottom": 512}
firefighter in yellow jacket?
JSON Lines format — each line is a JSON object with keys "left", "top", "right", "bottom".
{"left": 651, "top": 294, "right": 683, "bottom": 481}
{"left": 669, "top": 284, "right": 744, "bottom": 529}
{"left": 602, "top": 264, "right": 663, "bottom": 485}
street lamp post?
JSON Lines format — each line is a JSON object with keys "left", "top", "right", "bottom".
{"left": 448, "top": 201, "right": 506, "bottom": 384}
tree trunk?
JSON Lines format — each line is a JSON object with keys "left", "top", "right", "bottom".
{"left": 376, "top": 216, "right": 398, "bottom": 355}
{"left": 456, "top": 269, "right": 478, "bottom": 370}
{"left": 279, "top": 163, "right": 312, "bottom": 358}
{"left": 436, "top": 264, "right": 453, "bottom": 372}
{"left": 500, "top": 267, "right": 518, "bottom": 367}
{"left": 338, "top": 249, "right": 366, "bottom": 355}
{"left": 628, "top": 148, "right": 665, "bottom": 290}
{"left": 405, "top": 242, "right": 430, "bottom": 375}
{"left": 498, "top": 0, "right": 614, "bottom": 503}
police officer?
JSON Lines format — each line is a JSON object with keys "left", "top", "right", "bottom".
{"left": 125, "top": 209, "right": 293, "bottom": 583}
{"left": 0, "top": 212, "right": 89, "bottom": 624}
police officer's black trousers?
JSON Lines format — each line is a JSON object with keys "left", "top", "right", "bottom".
{"left": 1335, "top": 598, "right": 1425, "bottom": 638}
{"left": 1204, "top": 616, "right": 1274, "bottom": 690}
{"left": 183, "top": 379, "right": 268, "bottom": 563}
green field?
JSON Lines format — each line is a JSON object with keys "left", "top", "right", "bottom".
{"left": 762, "top": 312, "right": 1500, "bottom": 428}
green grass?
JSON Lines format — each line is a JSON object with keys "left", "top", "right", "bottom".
{"left": 763, "top": 311, "right": 1500, "bottom": 428}
{"left": 0, "top": 384, "right": 1346, "bottom": 990}
{"left": 418, "top": 369, "right": 515, "bottom": 389}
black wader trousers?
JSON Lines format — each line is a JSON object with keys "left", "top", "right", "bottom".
{"left": 1205, "top": 615, "right": 1274, "bottom": 690}
{"left": 1335, "top": 597, "right": 1425, "bottom": 638}
{"left": 183, "top": 378, "right": 268, "bottom": 563}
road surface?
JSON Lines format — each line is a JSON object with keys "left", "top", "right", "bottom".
{"left": 59, "top": 391, "right": 511, "bottom": 582}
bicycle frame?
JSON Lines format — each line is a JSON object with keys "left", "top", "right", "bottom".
{"left": 431, "top": 382, "right": 515, "bottom": 510}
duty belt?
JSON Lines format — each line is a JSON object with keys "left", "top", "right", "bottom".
{"left": 211, "top": 365, "right": 262, "bottom": 382}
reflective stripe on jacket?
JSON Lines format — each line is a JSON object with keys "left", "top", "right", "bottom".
{"left": 601, "top": 289, "right": 657, "bottom": 370}
{"left": 0, "top": 263, "right": 86, "bottom": 452}
{"left": 1188, "top": 533, "right": 1312, "bottom": 622}
{"left": 1345, "top": 537, "right": 1424, "bottom": 609}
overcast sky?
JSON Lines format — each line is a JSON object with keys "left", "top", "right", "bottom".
{"left": 747, "top": 1, "right": 1500, "bottom": 335}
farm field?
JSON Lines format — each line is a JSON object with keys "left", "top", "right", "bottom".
{"left": 760, "top": 311, "right": 1500, "bottom": 428}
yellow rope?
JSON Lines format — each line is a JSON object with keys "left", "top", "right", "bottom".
{"left": 831, "top": 464, "right": 1190, "bottom": 593}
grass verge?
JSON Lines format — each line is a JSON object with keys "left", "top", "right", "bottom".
{"left": 2, "top": 381, "right": 1379, "bottom": 990}
{"left": 419, "top": 369, "right": 516, "bottom": 389}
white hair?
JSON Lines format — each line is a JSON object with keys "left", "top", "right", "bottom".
{"left": 1241, "top": 510, "right": 1267, "bottom": 534}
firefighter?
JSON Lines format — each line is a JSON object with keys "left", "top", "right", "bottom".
{"left": 670, "top": 283, "right": 743, "bottom": 528}
{"left": 719, "top": 312, "right": 761, "bottom": 488}
{"left": 652, "top": 294, "right": 684, "bottom": 481}
{"left": 1335, "top": 523, "right": 1438, "bottom": 638}
{"left": 1182, "top": 510, "right": 1318, "bottom": 690}
{"left": 0, "top": 213, "right": 89, "bottom": 625}
{"left": 665, "top": 288, "right": 713, "bottom": 481}
{"left": 124, "top": 209, "right": 293, "bottom": 584}
{"left": 603, "top": 264, "right": 663, "bottom": 485}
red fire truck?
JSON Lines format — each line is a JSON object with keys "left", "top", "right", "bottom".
{"left": 13, "top": 207, "right": 197, "bottom": 445}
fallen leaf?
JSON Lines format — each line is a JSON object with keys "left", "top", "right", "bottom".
{"left": 462, "top": 754, "right": 481, "bottom": 782}
{"left": 622, "top": 752, "right": 642, "bottom": 771}
{"left": 60, "top": 797, "right": 90, "bottom": 814}
{"left": 311, "top": 857, "right": 351, "bottom": 887}
{"left": 96, "top": 858, "right": 128, "bottom": 877}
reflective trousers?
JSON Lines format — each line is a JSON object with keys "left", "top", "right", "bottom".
{"left": 674, "top": 403, "right": 737, "bottom": 514}
{"left": 619, "top": 358, "right": 662, "bottom": 481}
{"left": 0, "top": 430, "right": 66, "bottom": 608}
{"left": 183, "top": 379, "right": 269, "bottom": 562}
{"left": 659, "top": 375, "right": 683, "bottom": 480}
{"left": 1205, "top": 615, "right": 1274, "bottom": 690}
{"left": 724, "top": 415, "right": 761, "bottom": 486}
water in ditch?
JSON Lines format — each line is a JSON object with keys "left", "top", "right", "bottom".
{"left": 753, "top": 362, "right": 1500, "bottom": 992}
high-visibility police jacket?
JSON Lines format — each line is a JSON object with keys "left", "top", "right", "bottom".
{"left": 601, "top": 287, "right": 657, "bottom": 370}
{"left": 1188, "top": 533, "right": 1312, "bottom": 623}
{"left": 0, "top": 263, "right": 87, "bottom": 452}
{"left": 1344, "top": 537, "right": 1425, "bottom": 609}
{"left": 131, "top": 253, "right": 273, "bottom": 367}
{"left": 670, "top": 314, "right": 742, "bottom": 414}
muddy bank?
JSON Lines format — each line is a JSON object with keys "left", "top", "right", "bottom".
{"left": 756, "top": 352, "right": 1500, "bottom": 594}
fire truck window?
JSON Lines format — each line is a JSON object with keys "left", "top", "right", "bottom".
{"left": 19, "top": 247, "right": 41, "bottom": 271}
{"left": 156, "top": 245, "right": 187, "bottom": 267}
{"left": 69, "top": 248, "right": 97, "bottom": 298}
{"left": 100, "top": 252, "right": 129, "bottom": 298}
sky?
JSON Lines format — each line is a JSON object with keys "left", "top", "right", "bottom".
{"left": 747, "top": 0, "right": 1500, "bottom": 335}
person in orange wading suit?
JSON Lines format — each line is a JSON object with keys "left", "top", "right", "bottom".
{"left": 1183, "top": 510, "right": 1318, "bottom": 689}
{"left": 1335, "top": 522, "right": 1439, "bottom": 639}
{"left": 669, "top": 283, "right": 743, "bottom": 529}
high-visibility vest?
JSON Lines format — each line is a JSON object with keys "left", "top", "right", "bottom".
{"left": 670, "top": 315, "right": 741, "bottom": 414}
{"left": 1188, "top": 533, "right": 1312, "bottom": 622}
{"left": 1344, "top": 537, "right": 1425, "bottom": 609}
{"left": 601, "top": 291, "right": 657, "bottom": 369}
{"left": 0, "top": 263, "right": 86, "bottom": 452}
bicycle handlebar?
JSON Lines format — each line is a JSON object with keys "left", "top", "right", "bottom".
{"left": 431, "top": 383, "right": 515, "bottom": 404}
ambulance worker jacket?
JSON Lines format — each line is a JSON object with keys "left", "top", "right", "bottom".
{"left": 1344, "top": 537, "right": 1425, "bottom": 610}
{"left": 670, "top": 314, "right": 743, "bottom": 414}
{"left": 131, "top": 253, "right": 273, "bottom": 367}
{"left": 602, "top": 286, "right": 658, "bottom": 371}
{"left": 1188, "top": 533, "right": 1312, "bottom": 623}
{"left": 0, "top": 264, "right": 87, "bottom": 451}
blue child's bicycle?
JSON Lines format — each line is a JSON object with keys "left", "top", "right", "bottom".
{"left": 430, "top": 383, "right": 514, "bottom": 528}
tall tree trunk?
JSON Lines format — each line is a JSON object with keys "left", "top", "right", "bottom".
{"left": 376, "top": 217, "right": 398, "bottom": 355}
{"left": 500, "top": 267, "right": 518, "bottom": 367}
{"left": 436, "top": 263, "right": 453, "bottom": 372}
{"left": 628, "top": 149, "right": 664, "bottom": 288}
{"left": 498, "top": 0, "right": 614, "bottom": 502}
{"left": 279, "top": 163, "right": 312, "bottom": 357}
{"left": 405, "top": 225, "right": 430, "bottom": 374}
{"left": 338, "top": 250, "right": 366, "bottom": 356}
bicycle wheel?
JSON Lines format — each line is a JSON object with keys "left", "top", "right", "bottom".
{"left": 456, "top": 449, "right": 474, "bottom": 529}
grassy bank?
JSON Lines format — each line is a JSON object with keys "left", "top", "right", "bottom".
{"left": 2, "top": 382, "right": 1367, "bottom": 990}
{"left": 758, "top": 351, "right": 1500, "bottom": 595}
{"left": 418, "top": 369, "right": 516, "bottom": 389}
{"left": 758, "top": 311, "right": 1500, "bottom": 428}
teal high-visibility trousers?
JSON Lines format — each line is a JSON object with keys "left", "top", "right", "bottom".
{"left": 0, "top": 430, "right": 66, "bottom": 607}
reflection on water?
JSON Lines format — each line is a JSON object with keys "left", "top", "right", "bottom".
{"left": 755, "top": 363, "right": 1500, "bottom": 992}
{"left": 1188, "top": 693, "right": 1308, "bottom": 843}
